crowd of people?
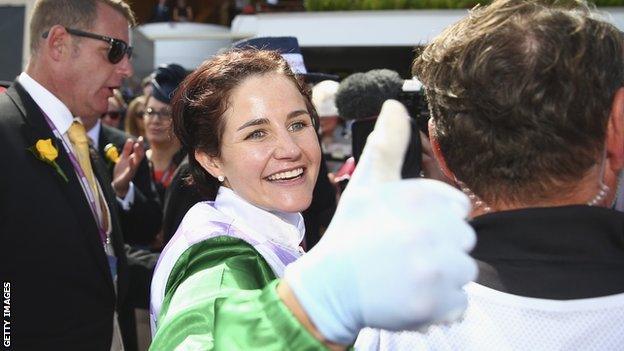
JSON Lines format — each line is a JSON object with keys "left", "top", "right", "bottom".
{"left": 1, "top": 0, "right": 624, "bottom": 350}
{"left": 148, "top": 0, "right": 282, "bottom": 25}
{"left": 151, "top": 0, "right": 194, "bottom": 23}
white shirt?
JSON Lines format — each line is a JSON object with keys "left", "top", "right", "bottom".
{"left": 356, "top": 282, "right": 624, "bottom": 351}
{"left": 18, "top": 72, "right": 74, "bottom": 135}
{"left": 87, "top": 119, "right": 102, "bottom": 149}
{"left": 215, "top": 186, "right": 305, "bottom": 251}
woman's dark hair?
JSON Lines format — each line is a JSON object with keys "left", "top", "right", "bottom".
{"left": 171, "top": 49, "right": 317, "bottom": 200}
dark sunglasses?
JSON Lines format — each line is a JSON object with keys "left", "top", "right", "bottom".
{"left": 103, "top": 110, "right": 125, "bottom": 120}
{"left": 42, "top": 27, "right": 133, "bottom": 64}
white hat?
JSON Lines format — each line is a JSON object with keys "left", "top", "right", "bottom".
{"left": 312, "top": 80, "right": 340, "bottom": 118}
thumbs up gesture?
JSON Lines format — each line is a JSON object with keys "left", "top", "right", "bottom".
{"left": 283, "top": 100, "right": 477, "bottom": 345}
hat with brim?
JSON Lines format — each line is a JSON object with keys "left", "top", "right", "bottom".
{"left": 232, "top": 36, "right": 338, "bottom": 83}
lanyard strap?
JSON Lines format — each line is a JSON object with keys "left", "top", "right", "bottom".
{"left": 151, "top": 158, "right": 177, "bottom": 187}
{"left": 41, "top": 113, "right": 108, "bottom": 245}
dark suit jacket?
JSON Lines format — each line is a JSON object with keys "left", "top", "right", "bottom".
{"left": 98, "top": 125, "right": 162, "bottom": 247}
{"left": 0, "top": 82, "right": 128, "bottom": 350}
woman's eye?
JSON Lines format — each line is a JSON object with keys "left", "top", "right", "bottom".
{"left": 246, "top": 130, "right": 266, "bottom": 140}
{"left": 288, "top": 121, "right": 307, "bottom": 132}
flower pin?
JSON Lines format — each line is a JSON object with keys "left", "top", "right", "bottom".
{"left": 28, "top": 139, "right": 68, "bottom": 182}
{"left": 104, "top": 143, "right": 120, "bottom": 164}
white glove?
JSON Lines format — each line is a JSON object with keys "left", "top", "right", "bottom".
{"left": 283, "top": 100, "right": 477, "bottom": 345}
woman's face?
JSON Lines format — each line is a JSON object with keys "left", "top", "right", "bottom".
{"left": 101, "top": 97, "right": 123, "bottom": 129}
{"left": 144, "top": 97, "right": 173, "bottom": 145}
{"left": 202, "top": 73, "right": 321, "bottom": 213}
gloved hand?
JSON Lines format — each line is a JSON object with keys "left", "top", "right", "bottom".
{"left": 283, "top": 100, "right": 477, "bottom": 345}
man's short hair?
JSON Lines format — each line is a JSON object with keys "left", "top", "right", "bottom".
{"left": 413, "top": 0, "right": 624, "bottom": 204}
{"left": 30, "top": 0, "right": 136, "bottom": 54}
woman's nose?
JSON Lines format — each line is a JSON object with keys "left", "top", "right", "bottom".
{"left": 273, "top": 133, "right": 302, "bottom": 159}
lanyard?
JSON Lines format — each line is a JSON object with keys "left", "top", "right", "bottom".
{"left": 153, "top": 161, "right": 176, "bottom": 187}
{"left": 41, "top": 113, "right": 109, "bottom": 246}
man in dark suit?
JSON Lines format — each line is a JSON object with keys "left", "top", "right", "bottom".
{"left": 0, "top": 0, "right": 144, "bottom": 349}
{"left": 82, "top": 112, "right": 162, "bottom": 248}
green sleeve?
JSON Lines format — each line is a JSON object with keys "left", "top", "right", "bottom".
{"left": 150, "top": 236, "right": 327, "bottom": 351}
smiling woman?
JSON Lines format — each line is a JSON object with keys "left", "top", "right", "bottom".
{"left": 196, "top": 72, "right": 321, "bottom": 213}
{"left": 149, "top": 49, "right": 324, "bottom": 350}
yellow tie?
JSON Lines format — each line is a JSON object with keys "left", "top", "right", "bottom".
{"left": 67, "top": 121, "right": 109, "bottom": 232}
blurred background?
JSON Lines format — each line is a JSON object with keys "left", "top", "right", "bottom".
{"left": 1, "top": 0, "right": 623, "bottom": 86}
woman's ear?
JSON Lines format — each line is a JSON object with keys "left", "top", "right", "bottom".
{"left": 194, "top": 150, "right": 223, "bottom": 180}
{"left": 428, "top": 119, "right": 456, "bottom": 182}
{"left": 606, "top": 87, "right": 624, "bottom": 172}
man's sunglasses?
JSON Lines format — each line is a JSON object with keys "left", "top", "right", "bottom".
{"left": 42, "top": 27, "right": 133, "bottom": 64}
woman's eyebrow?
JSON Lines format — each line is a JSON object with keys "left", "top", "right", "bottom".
{"left": 236, "top": 110, "right": 309, "bottom": 131}
{"left": 287, "top": 110, "right": 309, "bottom": 119}
{"left": 237, "top": 118, "right": 269, "bottom": 131}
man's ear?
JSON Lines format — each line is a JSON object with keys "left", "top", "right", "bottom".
{"left": 194, "top": 150, "right": 223, "bottom": 179}
{"left": 606, "top": 87, "right": 624, "bottom": 172}
{"left": 44, "top": 25, "right": 70, "bottom": 61}
{"left": 428, "top": 119, "right": 456, "bottom": 182}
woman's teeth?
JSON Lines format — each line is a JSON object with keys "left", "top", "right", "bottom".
{"left": 267, "top": 168, "right": 304, "bottom": 181}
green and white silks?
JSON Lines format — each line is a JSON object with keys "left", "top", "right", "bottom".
{"left": 149, "top": 187, "right": 325, "bottom": 350}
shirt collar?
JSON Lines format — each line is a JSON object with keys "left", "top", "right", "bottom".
{"left": 18, "top": 72, "right": 74, "bottom": 135}
{"left": 214, "top": 186, "right": 305, "bottom": 249}
{"left": 471, "top": 205, "right": 624, "bottom": 261}
{"left": 471, "top": 205, "right": 624, "bottom": 298}
{"left": 87, "top": 119, "right": 102, "bottom": 150}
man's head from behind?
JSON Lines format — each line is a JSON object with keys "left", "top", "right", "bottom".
{"left": 29, "top": 0, "right": 136, "bottom": 118}
{"left": 414, "top": 0, "right": 624, "bottom": 207}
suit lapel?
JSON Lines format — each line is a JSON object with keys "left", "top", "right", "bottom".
{"left": 8, "top": 82, "right": 114, "bottom": 292}
{"left": 98, "top": 125, "right": 108, "bottom": 155}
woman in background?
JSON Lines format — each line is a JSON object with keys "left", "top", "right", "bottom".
{"left": 143, "top": 63, "right": 187, "bottom": 202}
{"left": 101, "top": 88, "right": 126, "bottom": 129}
{"left": 124, "top": 95, "right": 146, "bottom": 138}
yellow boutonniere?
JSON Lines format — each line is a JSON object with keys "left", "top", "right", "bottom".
{"left": 36, "top": 139, "right": 58, "bottom": 161}
{"left": 28, "top": 139, "right": 68, "bottom": 182}
{"left": 104, "top": 143, "right": 120, "bottom": 164}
